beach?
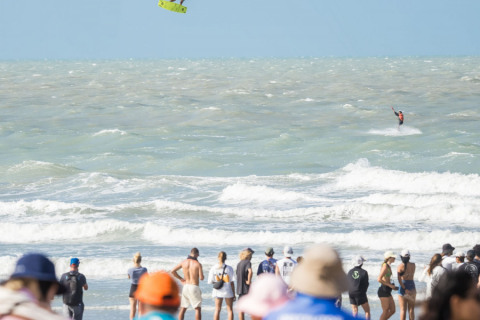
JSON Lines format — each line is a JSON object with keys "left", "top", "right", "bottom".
{"left": 1, "top": 57, "right": 480, "bottom": 319}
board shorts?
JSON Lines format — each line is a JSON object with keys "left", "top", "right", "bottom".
{"left": 181, "top": 284, "right": 202, "bottom": 309}
{"left": 349, "top": 292, "right": 368, "bottom": 306}
{"left": 398, "top": 280, "right": 416, "bottom": 296}
{"left": 129, "top": 284, "right": 138, "bottom": 298}
{"left": 378, "top": 284, "right": 393, "bottom": 298}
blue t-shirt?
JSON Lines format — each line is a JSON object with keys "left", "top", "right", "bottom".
{"left": 136, "top": 311, "right": 177, "bottom": 320}
{"left": 264, "top": 293, "right": 358, "bottom": 320}
{"left": 128, "top": 267, "right": 148, "bottom": 285}
{"left": 257, "top": 258, "right": 277, "bottom": 275}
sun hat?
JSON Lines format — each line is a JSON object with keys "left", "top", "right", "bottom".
{"left": 265, "top": 247, "right": 275, "bottom": 256}
{"left": 135, "top": 272, "right": 180, "bottom": 308}
{"left": 290, "top": 244, "right": 348, "bottom": 297}
{"left": 401, "top": 249, "right": 410, "bottom": 257}
{"left": 442, "top": 243, "right": 455, "bottom": 254}
{"left": 283, "top": 246, "right": 294, "bottom": 257}
{"left": 10, "top": 253, "right": 66, "bottom": 294}
{"left": 237, "top": 274, "right": 289, "bottom": 317}
{"left": 70, "top": 258, "right": 80, "bottom": 265}
{"left": 384, "top": 251, "right": 396, "bottom": 259}
{"left": 353, "top": 255, "right": 366, "bottom": 267}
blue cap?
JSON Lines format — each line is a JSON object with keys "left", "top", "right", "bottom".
{"left": 70, "top": 258, "right": 80, "bottom": 265}
{"left": 10, "top": 253, "right": 59, "bottom": 283}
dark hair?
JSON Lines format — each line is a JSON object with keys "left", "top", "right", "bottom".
{"left": 419, "top": 271, "right": 476, "bottom": 320}
{"left": 218, "top": 251, "right": 227, "bottom": 263}
{"left": 473, "top": 245, "right": 480, "bottom": 259}
{"left": 191, "top": 248, "right": 199, "bottom": 255}
{"left": 38, "top": 280, "right": 56, "bottom": 302}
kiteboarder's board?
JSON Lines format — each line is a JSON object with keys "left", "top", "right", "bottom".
{"left": 158, "top": 0, "right": 187, "bottom": 13}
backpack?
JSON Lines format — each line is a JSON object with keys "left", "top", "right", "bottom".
{"left": 63, "top": 272, "right": 82, "bottom": 306}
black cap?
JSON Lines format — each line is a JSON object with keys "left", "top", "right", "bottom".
{"left": 442, "top": 243, "right": 455, "bottom": 254}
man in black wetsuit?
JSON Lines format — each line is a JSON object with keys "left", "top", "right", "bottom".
{"left": 347, "top": 256, "right": 370, "bottom": 320}
{"left": 392, "top": 107, "right": 404, "bottom": 127}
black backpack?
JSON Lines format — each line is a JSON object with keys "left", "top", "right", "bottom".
{"left": 63, "top": 272, "right": 82, "bottom": 306}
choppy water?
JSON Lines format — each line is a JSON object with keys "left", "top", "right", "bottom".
{"left": 1, "top": 57, "right": 480, "bottom": 319}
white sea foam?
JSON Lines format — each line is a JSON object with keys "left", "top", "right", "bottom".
{"left": 92, "top": 129, "right": 127, "bottom": 136}
{"left": 368, "top": 126, "right": 422, "bottom": 136}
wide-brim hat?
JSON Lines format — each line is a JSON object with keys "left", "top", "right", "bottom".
{"left": 290, "top": 244, "right": 348, "bottom": 297}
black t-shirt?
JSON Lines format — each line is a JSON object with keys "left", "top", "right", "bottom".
{"left": 236, "top": 259, "right": 252, "bottom": 295}
{"left": 459, "top": 262, "right": 480, "bottom": 285}
{"left": 347, "top": 266, "right": 369, "bottom": 294}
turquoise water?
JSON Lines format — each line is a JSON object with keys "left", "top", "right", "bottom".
{"left": 0, "top": 57, "right": 479, "bottom": 319}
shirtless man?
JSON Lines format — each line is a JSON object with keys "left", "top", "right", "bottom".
{"left": 171, "top": 248, "right": 205, "bottom": 320}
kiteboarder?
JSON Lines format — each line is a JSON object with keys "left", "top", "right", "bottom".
{"left": 391, "top": 107, "right": 404, "bottom": 127}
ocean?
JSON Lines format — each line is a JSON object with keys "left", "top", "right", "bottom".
{"left": 0, "top": 57, "right": 479, "bottom": 320}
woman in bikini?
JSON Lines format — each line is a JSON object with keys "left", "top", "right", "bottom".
{"left": 378, "top": 251, "right": 399, "bottom": 320}
{"left": 397, "top": 249, "right": 416, "bottom": 320}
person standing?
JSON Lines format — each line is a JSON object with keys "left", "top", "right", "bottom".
{"left": 257, "top": 247, "right": 277, "bottom": 275}
{"left": 441, "top": 243, "right": 456, "bottom": 271}
{"left": 170, "top": 248, "right": 204, "bottom": 320}
{"left": 275, "top": 246, "right": 297, "bottom": 287}
{"left": 236, "top": 248, "right": 254, "bottom": 320}
{"left": 60, "top": 258, "right": 88, "bottom": 320}
{"left": 0, "top": 253, "right": 67, "bottom": 320}
{"left": 208, "top": 251, "right": 236, "bottom": 320}
{"left": 264, "top": 244, "right": 356, "bottom": 320}
{"left": 397, "top": 249, "right": 416, "bottom": 320}
{"left": 134, "top": 271, "right": 181, "bottom": 320}
{"left": 427, "top": 253, "right": 447, "bottom": 298}
{"left": 128, "top": 252, "right": 148, "bottom": 320}
{"left": 453, "top": 251, "right": 466, "bottom": 271}
{"left": 347, "top": 255, "right": 370, "bottom": 319}
{"left": 378, "top": 251, "right": 398, "bottom": 320}
{"left": 458, "top": 250, "right": 480, "bottom": 288}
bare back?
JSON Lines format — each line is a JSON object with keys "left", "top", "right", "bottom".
{"left": 172, "top": 258, "right": 204, "bottom": 285}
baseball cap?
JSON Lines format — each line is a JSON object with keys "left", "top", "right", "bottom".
{"left": 237, "top": 274, "right": 289, "bottom": 317}
{"left": 10, "top": 253, "right": 66, "bottom": 294}
{"left": 401, "top": 249, "right": 410, "bottom": 257}
{"left": 283, "top": 246, "right": 294, "bottom": 257}
{"left": 456, "top": 251, "right": 466, "bottom": 258}
{"left": 265, "top": 247, "right": 275, "bottom": 256}
{"left": 70, "top": 258, "right": 80, "bottom": 265}
{"left": 353, "top": 255, "right": 366, "bottom": 267}
{"left": 135, "top": 272, "right": 180, "bottom": 308}
{"left": 290, "top": 244, "right": 348, "bottom": 297}
{"left": 384, "top": 251, "right": 396, "bottom": 259}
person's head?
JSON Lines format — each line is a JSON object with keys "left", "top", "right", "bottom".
{"left": 70, "top": 257, "right": 80, "bottom": 271}
{"left": 296, "top": 256, "right": 303, "bottom": 264}
{"left": 399, "top": 111, "right": 403, "bottom": 114}
{"left": 428, "top": 253, "right": 443, "bottom": 275}
{"left": 218, "top": 251, "right": 227, "bottom": 264}
{"left": 283, "top": 246, "right": 293, "bottom": 258}
{"left": 442, "top": 243, "right": 455, "bottom": 257}
{"left": 473, "top": 244, "right": 480, "bottom": 259}
{"left": 384, "top": 251, "right": 396, "bottom": 264}
{"left": 290, "top": 244, "right": 348, "bottom": 298}
{"left": 456, "top": 251, "right": 466, "bottom": 263}
{"left": 237, "top": 274, "right": 290, "bottom": 320}
{"left": 265, "top": 247, "right": 274, "bottom": 258}
{"left": 5, "top": 253, "right": 65, "bottom": 304}
{"left": 353, "top": 255, "right": 366, "bottom": 268}
{"left": 135, "top": 271, "right": 180, "bottom": 316}
{"left": 400, "top": 249, "right": 411, "bottom": 264}
{"left": 190, "top": 248, "right": 199, "bottom": 258}
{"left": 420, "top": 270, "right": 480, "bottom": 320}
{"left": 133, "top": 252, "right": 142, "bottom": 265}
{"left": 466, "top": 250, "right": 475, "bottom": 262}
{"left": 240, "top": 248, "right": 254, "bottom": 261}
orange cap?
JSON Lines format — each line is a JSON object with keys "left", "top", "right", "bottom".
{"left": 135, "top": 272, "right": 180, "bottom": 308}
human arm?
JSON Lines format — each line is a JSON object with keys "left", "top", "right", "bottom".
{"left": 170, "top": 263, "right": 185, "bottom": 284}
{"left": 199, "top": 263, "right": 205, "bottom": 281}
{"left": 397, "top": 265, "right": 405, "bottom": 290}
{"left": 246, "top": 267, "right": 253, "bottom": 285}
{"left": 377, "top": 264, "right": 396, "bottom": 289}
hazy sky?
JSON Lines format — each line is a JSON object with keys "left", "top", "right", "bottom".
{"left": 1, "top": 0, "right": 479, "bottom": 59}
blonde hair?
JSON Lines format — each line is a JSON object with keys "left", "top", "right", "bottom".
{"left": 4, "top": 278, "right": 42, "bottom": 301}
{"left": 133, "top": 252, "right": 142, "bottom": 264}
{"left": 239, "top": 250, "right": 253, "bottom": 261}
{"left": 218, "top": 251, "right": 227, "bottom": 264}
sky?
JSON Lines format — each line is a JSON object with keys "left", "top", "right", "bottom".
{"left": 0, "top": 0, "right": 479, "bottom": 60}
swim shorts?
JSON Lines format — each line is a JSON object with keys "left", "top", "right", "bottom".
{"left": 349, "top": 293, "right": 368, "bottom": 306}
{"left": 129, "top": 284, "right": 138, "bottom": 298}
{"left": 398, "top": 280, "right": 416, "bottom": 296}
{"left": 377, "top": 285, "right": 393, "bottom": 298}
{"left": 181, "top": 284, "right": 202, "bottom": 308}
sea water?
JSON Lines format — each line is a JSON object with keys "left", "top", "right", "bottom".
{"left": 0, "top": 57, "right": 479, "bottom": 320}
